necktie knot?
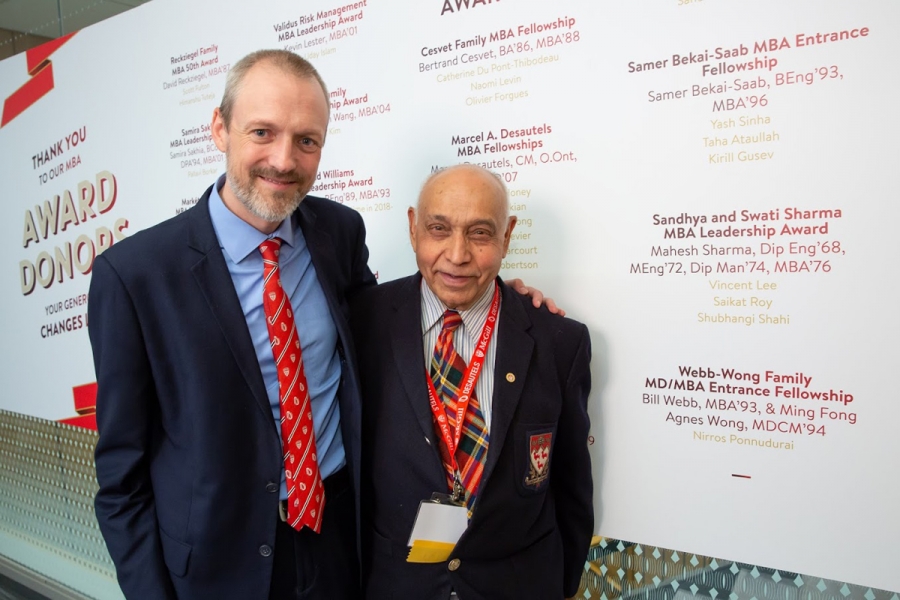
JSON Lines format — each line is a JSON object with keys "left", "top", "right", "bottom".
{"left": 441, "top": 310, "right": 462, "bottom": 334}
{"left": 259, "top": 237, "right": 283, "bottom": 262}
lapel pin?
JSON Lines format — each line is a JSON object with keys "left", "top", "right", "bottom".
{"left": 506, "top": 373, "right": 516, "bottom": 383}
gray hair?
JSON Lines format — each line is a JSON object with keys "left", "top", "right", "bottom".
{"left": 219, "top": 49, "right": 330, "bottom": 128}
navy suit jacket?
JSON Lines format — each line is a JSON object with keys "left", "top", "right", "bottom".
{"left": 88, "top": 187, "right": 376, "bottom": 599}
{"left": 350, "top": 275, "right": 593, "bottom": 600}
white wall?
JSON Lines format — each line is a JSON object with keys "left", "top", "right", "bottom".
{"left": 1, "top": 0, "right": 897, "bottom": 590}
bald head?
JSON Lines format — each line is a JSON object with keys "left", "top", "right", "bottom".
{"left": 408, "top": 164, "right": 517, "bottom": 310}
{"left": 415, "top": 164, "right": 510, "bottom": 223}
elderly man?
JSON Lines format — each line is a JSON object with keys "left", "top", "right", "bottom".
{"left": 350, "top": 164, "right": 594, "bottom": 600}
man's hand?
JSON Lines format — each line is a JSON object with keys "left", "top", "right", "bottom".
{"left": 506, "top": 278, "right": 566, "bottom": 317}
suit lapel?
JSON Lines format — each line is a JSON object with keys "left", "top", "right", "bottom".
{"left": 187, "top": 189, "right": 278, "bottom": 441}
{"left": 390, "top": 275, "right": 438, "bottom": 445}
{"left": 480, "top": 282, "right": 533, "bottom": 492}
{"left": 296, "top": 203, "right": 344, "bottom": 326}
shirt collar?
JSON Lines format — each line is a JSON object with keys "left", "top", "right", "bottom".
{"left": 208, "top": 173, "right": 297, "bottom": 263}
{"left": 420, "top": 278, "right": 498, "bottom": 342}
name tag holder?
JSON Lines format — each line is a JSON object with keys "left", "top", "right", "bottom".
{"left": 406, "top": 494, "right": 469, "bottom": 563}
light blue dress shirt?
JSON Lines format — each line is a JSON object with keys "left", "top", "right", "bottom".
{"left": 208, "top": 175, "right": 345, "bottom": 500}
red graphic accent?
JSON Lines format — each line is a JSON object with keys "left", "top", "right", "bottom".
{"left": 72, "top": 382, "right": 97, "bottom": 414}
{"left": 731, "top": 474, "right": 752, "bottom": 479}
{"left": 59, "top": 382, "right": 97, "bottom": 430}
{"left": 1, "top": 32, "right": 76, "bottom": 128}
{"left": 59, "top": 413, "right": 97, "bottom": 429}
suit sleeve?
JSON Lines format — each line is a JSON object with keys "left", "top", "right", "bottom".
{"left": 88, "top": 255, "right": 177, "bottom": 600}
{"left": 553, "top": 324, "right": 594, "bottom": 598}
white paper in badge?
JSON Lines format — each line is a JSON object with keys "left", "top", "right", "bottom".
{"left": 407, "top": 501, "right": 468, "bottom": 547}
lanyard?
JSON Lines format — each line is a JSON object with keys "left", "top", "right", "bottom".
{"left": 425, "top": 282, "right": 500, "bottom": 496}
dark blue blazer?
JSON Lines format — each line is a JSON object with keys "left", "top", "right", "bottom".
{"left": 88, "top": 187, "right": 375, "bottom": 599}
{"left": 350, "top": 275, "right": 593, "bottom": 600}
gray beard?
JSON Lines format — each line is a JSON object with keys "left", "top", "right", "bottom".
{"left": 227, "top": 167, "right": 306, "bottom": 223}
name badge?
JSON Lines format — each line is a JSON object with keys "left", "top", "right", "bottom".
{"left": 406, "top": 498, "right": 468, "bottom": 563}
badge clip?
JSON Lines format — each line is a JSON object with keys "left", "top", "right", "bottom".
{"left": 451, "top": 475, "right": 465, "bottom": 505}
{"left": 430, "top": 492, "right": 464, "bottom": 507}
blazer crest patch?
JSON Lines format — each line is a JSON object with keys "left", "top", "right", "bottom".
{"left": 525, "top": 431, "right": 552, "bottom": 487}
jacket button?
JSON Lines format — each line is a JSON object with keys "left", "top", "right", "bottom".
{"left": 266, "top": 482, "right": 278, "bottom": 493}
{"left": 260, "top": 545, "right": 272, "bottom": 557}
{"left": 448, "top": 558, "right": 460, "bottom": 571}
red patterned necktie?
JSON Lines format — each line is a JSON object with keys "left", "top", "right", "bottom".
{"left": 259, "top": 238, "right": 324, "bottom": 533}
{"left": 430, "top": 309, "right": 490, "bottom": 514}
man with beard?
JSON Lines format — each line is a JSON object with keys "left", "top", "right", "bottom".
{"left": 88, "top": 50, "right": 373, "bottom": 599}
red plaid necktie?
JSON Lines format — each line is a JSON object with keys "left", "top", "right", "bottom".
{"left": 430, "top": 309, "right": 490, "bottom": 514}
{"left": 259, "top": 238, "right": 324, "bottom": 533}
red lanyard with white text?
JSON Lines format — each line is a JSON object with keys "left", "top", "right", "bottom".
{"left": 425, "top": 282, "right": 500, "bottom": 498}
